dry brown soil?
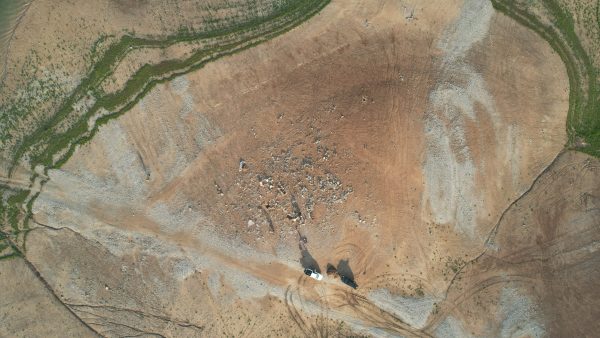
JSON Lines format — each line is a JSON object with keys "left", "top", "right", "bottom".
{"left": 2, "top": 0, "right": 598, "bottom": 337}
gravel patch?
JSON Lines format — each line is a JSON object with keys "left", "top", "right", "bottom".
{"left": 368, "top": 288, "right": 437, "bottom": 329}
{"left": 498, "top": 287, "right": 545, "bottom": 338}
{"left": 434, "top": 315, "right": 474, "bottom": 338}
{"left": 423, "top": 0, "right": 497, "bottom": 236}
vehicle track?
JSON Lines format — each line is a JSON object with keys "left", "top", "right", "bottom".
{"left": 331, "top": 289, "right": 432, "bottom": 337}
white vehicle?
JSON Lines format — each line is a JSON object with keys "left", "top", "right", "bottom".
{"left": 304, "top": 268, "right": 323, "bottom": 281}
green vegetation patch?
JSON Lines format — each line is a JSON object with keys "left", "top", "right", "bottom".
{"left": 492, "top": 0, "right": 600, "bottom": 157}
{"left": 11, "top": 0, "right": 329, "bottom": 173}
{"left": 0, "top": 0, "right": 330, "bottom": 252}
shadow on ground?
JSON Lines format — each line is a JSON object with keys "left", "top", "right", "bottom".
{"left": 337, "top": 259, "right": 354, "bottom": 280}
{"left": 300, "top": 249, "right": 321, "bottom": 273}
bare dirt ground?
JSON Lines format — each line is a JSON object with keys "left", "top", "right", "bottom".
{"left": 424, "top": 150, "right": 600, "bottom": 337}
{"left": 0, "top": 0, "right": 284, "bottom": 168}
{"left": 3, "top": 0, "right": 598, "bottom": 337}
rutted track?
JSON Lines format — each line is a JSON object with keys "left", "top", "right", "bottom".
{"left": 284, "top": 276, "right": 432, "bottom": 337}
